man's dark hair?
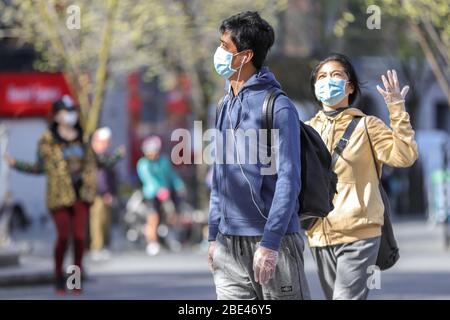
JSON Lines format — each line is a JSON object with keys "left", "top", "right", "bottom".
{"left": 310, "top": 53, "right": 361, "bottom": 107}
{"left": 219, "top": 11, "right": 275, "bottom": 70}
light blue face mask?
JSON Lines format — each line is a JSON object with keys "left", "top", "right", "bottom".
{"left": 314, "top": 77, "right": 349, "bottom": 107}
{"left": 213, "top": 46, "right": 239, "bottom": 79}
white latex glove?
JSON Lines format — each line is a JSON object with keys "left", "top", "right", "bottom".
{"left": 376, "top": 69, "right": 410, "bottom": 105}
{"left": 253, "top": 245, "right": 279, "bottom": 285}
{"left": 207, "top": 241, "right": 216, "bottom": 273}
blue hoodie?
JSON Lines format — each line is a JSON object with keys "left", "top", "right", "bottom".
{"left": 208, "top": 67, "right": 301, "bottom": 251}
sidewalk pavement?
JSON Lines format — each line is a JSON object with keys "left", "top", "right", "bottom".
{"left": 1, "top": 216, "right": 450, "bottom": 299}
{"left": 0, "top": 221, "right": 143, "bottom": 287}
{"left": 0, "top": 223, "right": 54, "bottom": 287}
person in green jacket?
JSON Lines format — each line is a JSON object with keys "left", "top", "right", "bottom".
{"left": 137, "top": 135, "right": 186, "bottom": 255}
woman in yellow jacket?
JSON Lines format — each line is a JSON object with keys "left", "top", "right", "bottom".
{"left": 306, "top": 54, "right": 418, "bottom": 300}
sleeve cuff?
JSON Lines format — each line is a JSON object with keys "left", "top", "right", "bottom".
{"left": 387, "top": 101, "right": 406, "bottom": 115}
{"left": 260, "top": 229, "right": 283, "bottom": 251}
{"left": 208, "top": 224, "right": 219, "bottom": 241}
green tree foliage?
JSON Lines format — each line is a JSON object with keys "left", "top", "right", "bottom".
{"left": 0, "top": 0, "right": 288, "bottom": 138}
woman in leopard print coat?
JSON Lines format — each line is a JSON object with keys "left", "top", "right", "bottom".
{"left": 7, "top": 96, "right": 96, "bottom": 294}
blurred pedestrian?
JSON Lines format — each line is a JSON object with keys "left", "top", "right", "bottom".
{"left": 306, "top": 54, "right": 419, "bottom": 299}
{"left": 89, "top": 127, "right": 124, "bottom": 261}
{"left": 0, "top": 191, "right": 30, "bottom": 246}
{"left": 5, "top": 95, "right": 96, "bottom": 295}
{"left": 137, "top": 135, "right": 186, "bottom": 256}
{"left": 0, "top": 192, "right": 15, "bottom": 247}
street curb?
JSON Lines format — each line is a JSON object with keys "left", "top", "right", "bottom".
{"left": 0, "top": 253, "right": 54, "bottom": 287}
{"left": 0, "top": 248, "right": 20, "bottom": 268}
{"left": 0, "top": 269, "right": 54, "bottom": 287}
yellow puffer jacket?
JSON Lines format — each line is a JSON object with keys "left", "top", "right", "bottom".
{"left": 305, "top": 102, "right": 418, "bottom": 247}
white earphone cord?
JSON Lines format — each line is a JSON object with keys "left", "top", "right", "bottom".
{"left": 226, "top": 60, "right": 268, "bottom": 221}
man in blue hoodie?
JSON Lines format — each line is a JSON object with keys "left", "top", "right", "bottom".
{"left": 208, "top": 11, "right": 310, "bottom": 300}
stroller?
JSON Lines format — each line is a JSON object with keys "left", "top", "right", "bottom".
{"left": 122, "top": 190, "right": 204, "bottom": 251}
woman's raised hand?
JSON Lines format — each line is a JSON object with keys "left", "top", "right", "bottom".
{"left": 377, "top": 69, "right": 409, "bottom": 105}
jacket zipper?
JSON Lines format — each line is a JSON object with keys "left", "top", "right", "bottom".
{"left": 221, "top": 95, "right": 237, "bottom": 223}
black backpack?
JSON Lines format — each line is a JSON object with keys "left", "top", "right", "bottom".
{"left": 261, "top": 88, "right": 337, "bottom": 230}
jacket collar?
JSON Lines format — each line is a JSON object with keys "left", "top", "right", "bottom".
{"left": 317, "top": 107, "right": 366, "bottom": 122}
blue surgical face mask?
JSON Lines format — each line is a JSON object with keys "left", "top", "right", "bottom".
{"left": 61, "top": 111, "right": 78, "bottom": 126}
{"left": 214, "top": 46, "right": 239, "bottom": 79}
{"left": 314, "top": 77, "right": 349, "bottom": 107}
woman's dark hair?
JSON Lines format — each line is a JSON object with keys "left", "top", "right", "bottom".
{"left": 48, "top": 96, "right": 83, "bottom": 143}
{"left": 219, "top": 11, "right": 275, "bottom": 70}
{"left": 310, "top": 53, "right": 361, "bottom": 107}
{"left": 49, "top": 109, "right": 83, "bottom": 144}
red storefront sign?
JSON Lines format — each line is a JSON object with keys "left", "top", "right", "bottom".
{"left": 0, "top": 72, "right": 73, "bottom": 117}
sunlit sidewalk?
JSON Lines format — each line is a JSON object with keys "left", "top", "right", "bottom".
{"left": 0, "top": 217, "right": 450, "bottom": 299}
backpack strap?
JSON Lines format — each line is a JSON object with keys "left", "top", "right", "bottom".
{"left": 331, "top": 116, "right": 362, "bottom": 168}
{"left": 261, "top": 88, "right": 286, "bottom": 157}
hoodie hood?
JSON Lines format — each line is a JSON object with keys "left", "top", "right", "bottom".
{"left": 225, "top": 67, "right": 282, "bottom": 97}
{"left": 309, "top": 107, "right": 367, "bottom": 153}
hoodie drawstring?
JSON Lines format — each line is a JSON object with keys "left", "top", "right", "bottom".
{"left": 238, "top": 237, "right": 244, "bottom": 256}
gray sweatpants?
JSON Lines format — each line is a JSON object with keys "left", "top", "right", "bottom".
{"left": 310, "top": 236, "right": 381, "bottom": 300}
{"left": 212, "top": 232, "right": 311, "bottom": 300}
